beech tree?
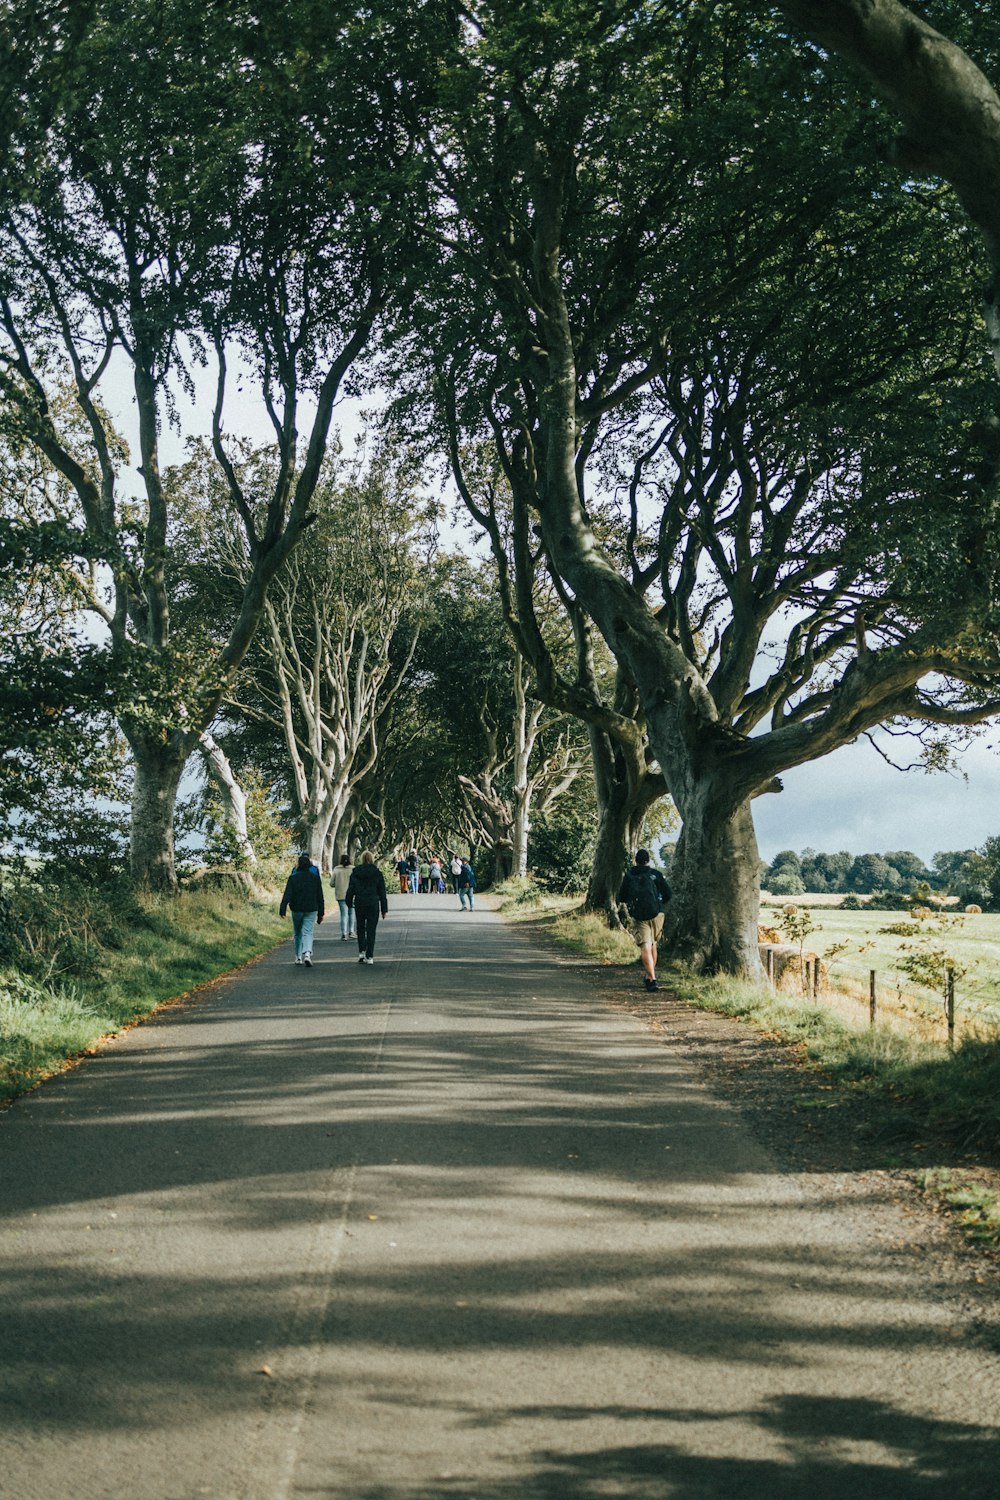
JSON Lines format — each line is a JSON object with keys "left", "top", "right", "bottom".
{"left": 223, "top": 443, "right": 434, "bottom": 870}
{"left": 438, "top": 435, "right": 666, "bottom": 917}
{"left": 394, "top": 0, "right": 1000, "bottom": 974}
{"left": 0, "top": 0, "right": 429, "bottom": 889}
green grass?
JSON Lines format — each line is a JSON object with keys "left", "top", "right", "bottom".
{"left": 918, "top": 1168, "right": 1000, "bottom": 1246}
{"left": 493, "top": 883, "right": 637, "bottom": 962}
{"left": 0, "top": 886, "right": 285, "bottom": 1104}
{"left": 767, "top": 906, "right": 1000, "bottom": 1039}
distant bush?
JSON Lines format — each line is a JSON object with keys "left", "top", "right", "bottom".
{"left": 839, "top": 894, "right": 863, "bottom": 910}
{"left": 864, "top": 889, "right": 911, "bottom": 911}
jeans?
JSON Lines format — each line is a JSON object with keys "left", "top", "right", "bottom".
{"left": 459, "top": 887, "right": 474, "bottom": 910}
{"left": 408, "top": 871, "right": 419, "bottom": 893}
{"left": 356, "top": 904, "right": 380, "bottom": 958}
{"left": 291, "top": 909, "right": 317, "bottom": 958}
{"left": 337, "top": 898, "right": 354, "bottom": 938}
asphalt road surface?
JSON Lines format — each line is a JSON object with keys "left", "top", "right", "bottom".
{"left": 1, "top": 896, "right": 998, "bottom": 1499}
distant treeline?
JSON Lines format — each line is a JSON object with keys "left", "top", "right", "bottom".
{"left": 761, "top": 844, "right": 1000, "bottom": 907}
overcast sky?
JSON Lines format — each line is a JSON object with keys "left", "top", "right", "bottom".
{"left": 752, "top": 734, "right": 999, "bottom": 864}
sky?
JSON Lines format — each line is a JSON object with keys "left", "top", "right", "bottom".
{"left": 752, "top": 733, "right": 999, "bottom": 864}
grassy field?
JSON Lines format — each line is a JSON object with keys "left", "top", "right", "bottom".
{"left": 764, "top": 903, "right": 1000, "bottom": 1043}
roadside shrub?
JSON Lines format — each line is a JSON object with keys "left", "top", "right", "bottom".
{"left": 839, "top": 894, "right": 863, "bottom": 910}
{"left": 494, "top": 875, "right": 544, "bottom": 906}
{"left": 530, "top": 807, "right": 595, "bottom": 894}
{"left": 0, "top": 869, "right": 143, "bottom": 980}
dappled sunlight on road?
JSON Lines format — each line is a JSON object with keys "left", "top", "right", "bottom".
{"left": 1, "top": 899, "right": 998, "bottom": 1498}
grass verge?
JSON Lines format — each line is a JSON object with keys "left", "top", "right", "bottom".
{"left": 0, "top": 886, "right": 285, "bottom": 1105}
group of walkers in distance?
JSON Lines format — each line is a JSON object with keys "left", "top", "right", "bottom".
{"left": 393, "top": 850, "right": 476, "bottom": 906}
{"left": 280, "top": 842, "right": 670, "bottom": 992}
{"left": 279, "top": 848, "right": 477, "bottom": 968}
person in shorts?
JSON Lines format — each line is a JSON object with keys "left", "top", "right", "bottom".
{"left": 617, "top": 848, "right": 671, "bottom": 992}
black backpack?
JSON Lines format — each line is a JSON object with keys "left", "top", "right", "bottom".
{"left": 626, "top": 869, "right": 663, "bottom": 921}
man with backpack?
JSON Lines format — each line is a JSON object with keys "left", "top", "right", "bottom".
{"left": 617, "top": 848, "right": 671, "bottom": 992}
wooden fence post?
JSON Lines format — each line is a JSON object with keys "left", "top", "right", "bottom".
{"left": 767, "top": 948, "right": 774, "bottom": 987}
{"left": 946, "top": 966, "right": 955, "bottom": 1051}
{"left": 869, "top": 970, "right": 877, "bottom": 1027}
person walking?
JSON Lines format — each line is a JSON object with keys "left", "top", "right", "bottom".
{"left": 279, "top": 853, "right": 325, "bottom": 967}
{"left": 428, "top": 856, "right": 442, "bottom": 894}
{"left": 617, "top": 848, "right": 671, "bottom": 992}
{"left": 450, "top": 853, "right": 463, "bottom": 894}
{"left": 407, "top": 849, "right": 420, "bottom": 895}
{"left": 396, "top": 855, "right": 410, "bottom": 894}
{"left": 419, "top": 857, "right": 430, "bottom": 893}
{"left": 458, "top": 858, "right": 476, "bottom": 911}
{"left": 332, "top": 852, "right": 355, "bottom": 941}
{"left": 347, "top": 850, "right": 389, "bottom": 965}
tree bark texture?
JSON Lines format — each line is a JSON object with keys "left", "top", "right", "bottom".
{"left": 666, "top": 789, "right": 763, "bottom": 979}
{"left": 198, "top": 732, "right": 256, "bottom": 867}
{"left": 584, "top": 725, "right": 665, "bottom": 926}
{"left": 128, "top": 739, "right": 187, "bottom": 894}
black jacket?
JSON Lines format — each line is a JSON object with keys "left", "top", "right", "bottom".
{"left": 347, "top": 863, "right": 388, "bottom": 914}
{"left": 280, "top": 868, "right": 325, "bottom": 919}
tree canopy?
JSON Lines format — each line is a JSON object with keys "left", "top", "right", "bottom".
{"left": 5, "top": 1, "right": 1000, "bottom": 974}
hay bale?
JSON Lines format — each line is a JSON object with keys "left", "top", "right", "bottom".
{"left": 757, "top": 924, "right": 782, "bottom": 944}
{"left": 965, "top": 904, "right": 983, "bottom": 915}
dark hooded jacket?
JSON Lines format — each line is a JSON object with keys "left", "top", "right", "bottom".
{"left": 347, "top": 862, "right": 388, "bottom": 914}
{"left": 280, "top": 868, "right": 325, "bottom": 918}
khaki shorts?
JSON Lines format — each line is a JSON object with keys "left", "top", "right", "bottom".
{"left": 634, "top": 913, "right": 664, "bottom": 949}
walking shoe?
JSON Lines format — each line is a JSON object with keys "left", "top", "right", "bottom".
{"left": 644, "top": 977, "right": 658, "bottom": 992}
{"left": 340, "top": 934, "right": 346, "bottom": 942}
{"left": 365, "top": 956, "right": 374, "bottom": 965}
{"left": 295, "top": 956, "right": 303, "bottom": 964}
{"left": 358, "top": 955, "right": 366, "bottom": 964}
{"left": 303, "top": 954, "right": 312, "bottom": 967}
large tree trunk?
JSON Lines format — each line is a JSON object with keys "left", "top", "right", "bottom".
{"left": 665, "top": 790, "right": 763, "bottom": 978}
{"left": 129, "top": 738, "right": 187, "bottom": 893}
{"left": 493, "top": 841, "right": 513, "bottom": 883}
{"left": 511, "top": 799, "right": 530, "bottom": 877}
{"left": 199, "top": 732, "right": 256, "bottom": 867}
{"left": 585, "top": 728, "right": 630, "bottom": 924}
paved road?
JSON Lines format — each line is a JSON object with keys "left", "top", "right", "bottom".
{"left": 1, "top": 896, "right": 998, "bottom": 1499}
